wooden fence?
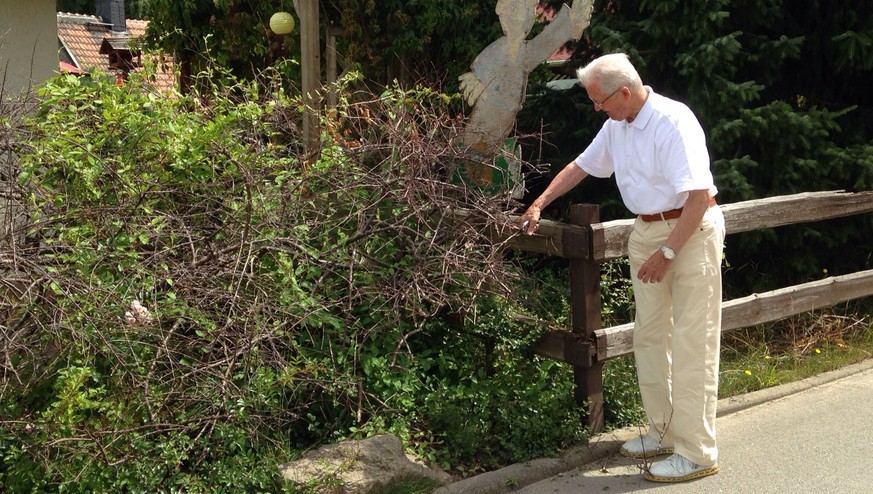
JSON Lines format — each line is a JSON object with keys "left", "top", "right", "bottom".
{"left": 501, "top": 190, "right": 873, "bottom": 433}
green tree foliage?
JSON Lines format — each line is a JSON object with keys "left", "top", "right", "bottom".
{"left": 518, "top": 0, "right": 873, "bottom": 293}
{"left": 142, "top": 1, "right": 509, "bottom": 93}
{"left": 143, "top": 0, "right": 300, "bottom": 90}
{"left": 331, "top": 0, "right": 502, "bottom": 89}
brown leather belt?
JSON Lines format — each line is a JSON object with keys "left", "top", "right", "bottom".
{"left": 640, "top": 197, "right": 717, "bottom": 222}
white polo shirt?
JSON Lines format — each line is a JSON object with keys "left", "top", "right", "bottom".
{"left": 574, "top": 87, "right": 717, "bottom": 215}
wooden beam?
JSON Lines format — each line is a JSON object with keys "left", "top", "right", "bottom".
{"left": 326, "top": 28, "right": 338, "bottom": 107}
{"left": 531, "top": 330, "right": 592, "bottom": 367}
{"left": 719, "top": 190, "right": 873, "bottom": 234}
{"left": 589, "top": 219, "right": 633, "bottom": 262}
{"left": 508, "top": 218, "right": 588, "bottom": 258}
{"left": 590, "top": 191, "right": 873, "bottom": 261}
{"left": 720, "top": 269, "right": 873, "bottom": 330}
{"left": 466, "top": 212, "right": 590, "bottom": 259}
{"left": 568, "top": 205, "right": 602, "bottom": 336}
{"left": 568, "top": 204, "right": 604, "bottom": 433}
{"left": 504, "top": 191, "right": 873, "bottom": 261}
{"left": 594, "top": 269, "right": 873, "bottom": 361}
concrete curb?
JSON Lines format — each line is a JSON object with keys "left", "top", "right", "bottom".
{"left": 434, "top": 357, "right": 873, "bottom": 494}
{"left": 433, "top": 428, "right": 638, "bottom": 494}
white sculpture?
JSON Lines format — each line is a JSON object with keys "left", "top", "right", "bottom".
{"left": 459, "top": 0, "right": 594, "bottom": 195}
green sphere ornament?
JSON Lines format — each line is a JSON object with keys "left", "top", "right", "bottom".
{"left": 270, "top": 12, "right": 295, "bottom": 35}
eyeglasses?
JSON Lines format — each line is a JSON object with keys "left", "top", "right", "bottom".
{"left": 590, "top": 87, "right": 623, "bottom": 110}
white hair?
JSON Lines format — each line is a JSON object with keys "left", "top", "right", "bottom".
{"left": 576, "top": 53, "right": 643, "bottom": 93}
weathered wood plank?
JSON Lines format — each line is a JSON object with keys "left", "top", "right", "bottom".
{"left": 299, "top": 0, "right": 321, "bottom": 157}
{"left": 590, "top": 190, "right": 873, "bottom": 261}
{"left": 594, "top": 269, "right": 873, "bottom": 361}
{"left": 719, "top": 190, "right": 873, "bottom": 234}
{"left": 531, "top": 329, "right": 592, "bottom": 367}
{"left": 490, "top": 216, "right": 589, "bottom": 258}
{"left": 568, "top": 204, "right": 604, "bottom": 433}
{"left": 595, "top": 322, "right": 634, "bottom": 361}
{"left": 720, "top": 269, "right": 873, "bottom": 330}
{"left": 590, "top": 219, "right": 633, "bottom": 261}
{"left": 493, "top": 190, "right": 873, "bottom": 260}
{"left": 445, "top": 209, "right": 583, "bottom": 257}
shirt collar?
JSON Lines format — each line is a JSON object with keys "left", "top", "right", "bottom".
{"left": 627, "top": 86, "right": 655, "bottom": 129}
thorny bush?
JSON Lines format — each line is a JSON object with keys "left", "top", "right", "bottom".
{"left": 0, "top": 68, "right": 583, "bottom": 491}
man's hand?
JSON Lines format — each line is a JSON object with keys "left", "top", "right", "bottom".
{"left": 515, "top": 162, "right": 588, "bottom": 236}
{"left": 518, "top": 207, "right": 541, "bottom": 235}
{"left": 636, "top": 248, "right": 672, "bottom": 284}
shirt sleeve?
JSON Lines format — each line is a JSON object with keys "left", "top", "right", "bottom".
{"left": 659, "top": 108, "right": 713, "bottom": 196}
{"left": 574, "top": 122, "right": 615, "bottom": 178}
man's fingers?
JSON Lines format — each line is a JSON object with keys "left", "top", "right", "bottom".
{"left": 519, "top": 219, "right": 540, "bottom": 235}
{"left": 520, "top": 220, "right": 530, "bottom": 232}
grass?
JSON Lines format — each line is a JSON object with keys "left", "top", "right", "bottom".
{"left": 603, "top": 305, "right": 873, "bottom": 433}
{"left": 719, "top": 307, "right": 873, "bottom": 398}
{"left": 602, "top": 306, "right": 873, "bottom": 433}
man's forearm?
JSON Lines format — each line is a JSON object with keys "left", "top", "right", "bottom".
{"left": 530, "top": 161, "right": 589, "bottom": 212}
{"left": 663, "top": 189, "right": 712, "bottom": 255}
{"left": 519, "top": 161, "right": 588, "bottom": 234}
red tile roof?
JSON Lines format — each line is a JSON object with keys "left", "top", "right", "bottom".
{"left": 57, "top": 12, "right": 175, "bottom": 92}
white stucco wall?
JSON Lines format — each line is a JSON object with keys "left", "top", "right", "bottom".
{"left": 0, "top": 0, "right": 58, "bottom": 97}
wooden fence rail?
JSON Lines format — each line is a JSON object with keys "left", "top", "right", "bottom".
{"left": 500, "top": 190, "right": 873, "bottom": 433}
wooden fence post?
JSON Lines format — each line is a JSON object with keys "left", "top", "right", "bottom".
{"left": 298, "top": 0, "right": 320, "bottom": 160}
{"left": 567, "top": 204, "right": 604, "bottom": 433}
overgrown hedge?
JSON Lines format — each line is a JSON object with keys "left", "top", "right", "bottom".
{"left": 1, "top": 68, "right": 639, "bottom": 492}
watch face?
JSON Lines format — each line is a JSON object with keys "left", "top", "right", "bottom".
{"left": 661, "top": 245, "right": 675, "bottom": 259}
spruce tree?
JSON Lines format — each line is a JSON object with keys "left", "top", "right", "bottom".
{"left": 519, "top": 0, "right": 873, "bottom": 292}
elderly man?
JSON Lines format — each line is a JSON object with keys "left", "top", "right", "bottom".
{"left": 518, "top": 53, "right": 725, "bottom": 483}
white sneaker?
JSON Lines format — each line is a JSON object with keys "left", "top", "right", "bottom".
{"left": 620, "top": 433, "right": 674, "bottom": 459}
{"left": 643, "top": 453, "right": 719, "bottom": 483}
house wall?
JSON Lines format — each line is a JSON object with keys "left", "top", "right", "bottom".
{"left": 0, "top": 0, "right": 54, "bottom": 246}
{"left": 0, "top": 0, "right": 59, "bottom": 97}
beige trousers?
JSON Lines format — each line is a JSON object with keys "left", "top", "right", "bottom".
{"left": 627, "top": 207, "right": 725, "bottom": 466}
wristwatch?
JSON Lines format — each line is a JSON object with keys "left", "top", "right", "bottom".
{"left": 660, "top": 244, "right": 676, "bottom": 260}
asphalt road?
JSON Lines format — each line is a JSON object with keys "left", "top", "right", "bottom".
{"left": 436, "top": 358, "right": 873, "bottom": 494}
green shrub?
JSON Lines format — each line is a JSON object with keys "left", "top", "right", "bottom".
{"left": 1, "top": 65, "right": 595, "bottom": 491}
{"left": 416, "top": 299, "right": 585, "bottom": 473}
{"left": 602, "top": 356, "right": 646, "bottom": 428}
{"left": 0, "top": 59, "right": 655, "bottom": 491}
